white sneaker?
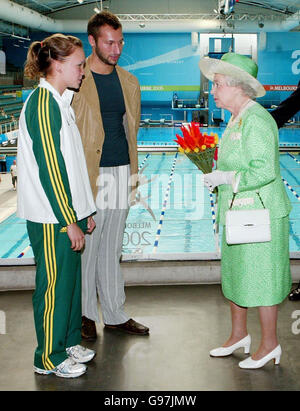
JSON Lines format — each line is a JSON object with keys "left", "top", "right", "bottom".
{"left": 66, "top": 345, "right": 96, "bottom": 363}
{"left": 34, "top": 358, "right": 86, "bottom": 378}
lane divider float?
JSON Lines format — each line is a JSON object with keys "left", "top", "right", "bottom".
{"left": 287, "top": 152, "right": 300, "bottom": 165}
{"left": 209, "top": 191, "right": 217, "bottom": 235}
{"left": 152, "top": 152, "right": 178, "bottom": 253}
{"left": 282, "top": 177, "right": 300, "bottom": 202}
{"left": 138, "top": 153, "right": 151, "bottom": 171}
{"left": 17, "top": 244, "right": 32, "bottom": 258}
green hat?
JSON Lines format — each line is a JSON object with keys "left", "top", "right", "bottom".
{"left": 198, "top": 52, "right": 265, "bottom": 98}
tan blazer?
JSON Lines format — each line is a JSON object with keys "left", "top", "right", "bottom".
{"left": 72, "top": 56, "right": 141, "bottom": 199}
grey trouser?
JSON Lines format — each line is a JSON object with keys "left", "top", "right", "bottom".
{"left": 81, "top": 165, "right": 130, "bottom": 325}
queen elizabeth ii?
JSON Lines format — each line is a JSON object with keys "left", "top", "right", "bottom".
{"left": 199, "top": 52, "right": 292, "bottom": 369}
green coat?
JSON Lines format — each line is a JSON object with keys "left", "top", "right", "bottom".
{"left": 217, "top": 100, "right": 292, "bottom": 307}
{"left": 217, "top": 100, "right": 291, "bottom": 225}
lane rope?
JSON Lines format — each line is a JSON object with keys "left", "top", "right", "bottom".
{"left": 287, "top": 152, "right": 300, "bottom": 165}
{"left": 138, "top": 153, "right": 151, "bottom": 171}
{"left": 209, "top": 190, "right": 220, "bottom": 254}
{"left": 152, "top": 152, "right": 178, "bottom": 253}
{"left": 209, "top": 191, "right": 217, "bottom": 235}
{"left": 281, "top": 153, "right": 300, "bottom": 201}
{"left": 282, "top": 177, "right": 300, "bottom": 202}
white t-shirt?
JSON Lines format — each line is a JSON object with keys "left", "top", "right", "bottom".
{"left": 10, "top": 164, "right": 17, "bottom": 177}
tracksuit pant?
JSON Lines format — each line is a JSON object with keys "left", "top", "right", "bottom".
{"left": 27, "top": 218, "right": 87, "bottom": 370}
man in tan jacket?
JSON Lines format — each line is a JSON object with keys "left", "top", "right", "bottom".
{"left": 72, "top": 11, "right": 149, "bottom": 338}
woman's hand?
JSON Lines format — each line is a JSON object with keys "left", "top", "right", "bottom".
{"left": 204, "top": 170, "right": 235, "bottom": 191}
{"left": 67, "top": 222, "right": 85, "bottom": 251}
{"left": 86, "top": 216, "right": 96, "bottom": 234}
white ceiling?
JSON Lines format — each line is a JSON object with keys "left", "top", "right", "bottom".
{"left": 0, "top": 0, "right": 299, "bottom": 36}
{"left": 8, "top": 0, "right": 300, "bottom": 17}
{"left": 6, "top": 0, "right": 300, "bottom": 18}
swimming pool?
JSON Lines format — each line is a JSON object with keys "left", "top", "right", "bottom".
{"left": 137, "top": 125, "right": 300, "bottom": 149}
{"left": 1, "top": 126, "right": 300, "bottom": 264}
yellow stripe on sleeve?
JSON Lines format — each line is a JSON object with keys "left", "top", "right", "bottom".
{"left": 43, "top": 90, "right": 76, "bottom": 223}
{"left": 37, "top": 88, "right": 76, "bottom": 226}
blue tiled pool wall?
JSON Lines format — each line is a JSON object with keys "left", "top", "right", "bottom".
{"left": 137, "top": 126, "right": 300, "bottom": 147}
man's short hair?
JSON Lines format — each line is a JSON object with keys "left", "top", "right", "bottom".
{"left": 87, "top": 11, "right": 122, "bottom": 40}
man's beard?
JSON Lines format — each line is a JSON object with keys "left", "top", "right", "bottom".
{"left": 95, "top": 45, "right": 118, "bottom": 66}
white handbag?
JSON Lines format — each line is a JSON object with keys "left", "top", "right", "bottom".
{"left": 225, "top": 191, "right": 271, "bottom": 245}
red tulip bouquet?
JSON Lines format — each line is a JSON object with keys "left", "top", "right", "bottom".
{"left": 174, "top": 122, "right": 218, "bottom": 174}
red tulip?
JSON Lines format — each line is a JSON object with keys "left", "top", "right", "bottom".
{"left": 180, "top": 126, "right": 196, "bottom": 150}
{"left": 174, "top": 135, "right": 188, "bottom": 149}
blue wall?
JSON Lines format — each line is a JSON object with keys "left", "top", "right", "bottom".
{"left": 121, "top": 32, "right": 300, "bottom": 110}
{"left": 257, "top": 32, "right": 300, "bottom": 107}
{"left": 3, "top": 30, "right": 299, "bottom": 120}
{"left": 119, "top": 33, "right": 201, "bottom": 103}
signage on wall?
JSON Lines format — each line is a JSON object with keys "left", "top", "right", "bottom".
{"left": 264, "top": 85, "right": 298, "bottom": 91}
{"left": 140, "top": 85, "right": 200, "bottom": 91}
{"left": 292, "top": 50, "right": 300, "bottom": 75}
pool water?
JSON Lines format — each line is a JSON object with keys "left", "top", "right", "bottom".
{"left": 137, "top": 126, "right": 300, "bottom": 148}
{"left": 1, "top": 126, "right": 300, "bottom": 263}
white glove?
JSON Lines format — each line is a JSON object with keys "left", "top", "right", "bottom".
{"left": 204, "top": 170, "right": 235, "bottom": 191}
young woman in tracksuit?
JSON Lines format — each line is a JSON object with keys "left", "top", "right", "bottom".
{"left": 17, "top": 34, "right": 97, "bottom": 378}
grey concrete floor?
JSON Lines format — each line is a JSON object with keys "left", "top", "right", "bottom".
{"left": 0, "top": 284, "right": 299, "bottom": 391}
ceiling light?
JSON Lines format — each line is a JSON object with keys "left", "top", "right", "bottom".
{"left": 94, "top": 7, "right": 101, "bottom": 13}
{"left": 77, "top": 0, "right": 84, "bottom": 3}
{"left": 11, "top": 34, "right": 31, "bottom": 41}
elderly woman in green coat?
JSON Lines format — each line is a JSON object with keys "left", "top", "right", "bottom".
{"left": 199, "top": 53, "right": 292, "bottom": 369}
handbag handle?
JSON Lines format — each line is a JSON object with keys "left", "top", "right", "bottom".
{"left": 229, "top": 191, "right": 266, "bottom": 210}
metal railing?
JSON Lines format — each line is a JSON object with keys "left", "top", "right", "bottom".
{"left": 0, "top": 120, "right": 18, "bottom": 135}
